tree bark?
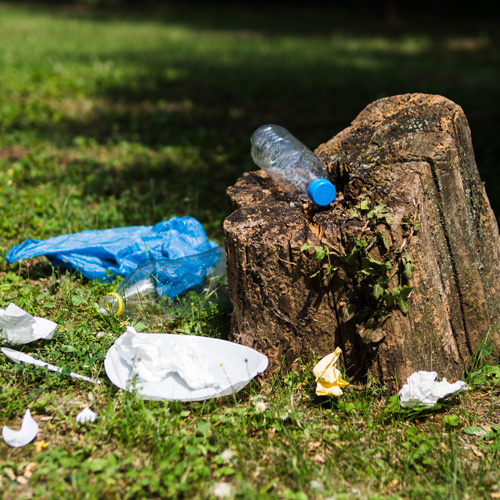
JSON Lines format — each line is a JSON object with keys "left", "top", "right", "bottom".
{"left": 224, "top": 93, "right": 500, "bottom": 392}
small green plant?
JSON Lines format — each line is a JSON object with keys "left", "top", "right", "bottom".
{"left": 466, "top": 334, "right": 500, "bottom": 387}
{"left": 444, "top": 414, "right": 461, "bottom": 427}
{"left": 299, "top": 243, "right": 338, "bottom": 279}
{"left": 403, "top": 426, "right": 439, "bottom": 474}
{"left": 301, "top": 197, "right": 415, "bottom": 322}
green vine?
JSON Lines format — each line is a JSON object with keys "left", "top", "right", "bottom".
{"left": 301, "top": 196, "right": 416, "bottom": 322}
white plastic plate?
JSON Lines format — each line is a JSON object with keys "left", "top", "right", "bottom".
{"left": 104, "top": 332, "right": 268, "bottom": 402}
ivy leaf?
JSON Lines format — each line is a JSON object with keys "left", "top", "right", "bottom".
{"left": 374, "top": 229, "right": 390, "bottom": 251}
{"left": 367, "top": 204, "right": 394, "bottom": 223}
{"left": 373, "top": 283, "right": 385, "bottom": 300}
{"left": 361, "top": 257, "right": 392, "bottom": 275}
{"left": 340, "top": 246, "right": 361, "bottom": 266}
{"left": 403, "top": 261, "right": 415, "bottom": 280}
{"left": 348, "top": 208, "right": 362, "bottom": 218}
{"left": 313, "top": 246, "right": 327, "bottom": 260}
{"left": 357, "top": 199, "right": 370, "bottom": 211}
{"left": 367, "top": 204, "right": 386, "bottom": 219}
{"left": 300, "top": 242, "right": 311, "bottom": 252}
{"left": 401, "top": 250, "right": 414, "bottom": 279}
{"left": 393, "top": 285, "right": 413, "bottom": 315}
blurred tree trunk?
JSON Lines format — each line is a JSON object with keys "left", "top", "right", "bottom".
{"left": 224, "top": 93, "right": 500, "bottom": 392}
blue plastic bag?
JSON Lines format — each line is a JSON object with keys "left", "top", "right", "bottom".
{"left": 6, "top": 216, "right": 217, "bottom": 282}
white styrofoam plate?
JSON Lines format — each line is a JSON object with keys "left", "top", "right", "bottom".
{"left": 104, "top": 332, "right": 268, "bottom": 401}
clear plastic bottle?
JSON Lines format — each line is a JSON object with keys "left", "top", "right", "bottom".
{"left": 98, "top": 245, "right": 227, "bottom": 320}
{"left": 250, "top": 124, "right": 336, "bottom": 206}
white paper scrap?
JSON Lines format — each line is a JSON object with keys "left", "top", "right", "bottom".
{"left": 0, "top": 303, "right": 57, "bottom": 344}
{"left": 399, "top": 370, "right": 468, "bottom": 408}
{"left": 76, "top": 407, "right": 97, "bottom": 424}
{"left": 2, "top": 409, "right": 39, "bottom": 447}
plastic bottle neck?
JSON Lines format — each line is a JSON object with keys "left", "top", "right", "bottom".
{"left": 98, "top": 292, "right": 123, "bottom": 316}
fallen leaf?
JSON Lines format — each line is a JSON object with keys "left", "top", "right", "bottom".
{"left": 23, "top": 463, "right": 37, "bottom": 478}
{"left": 311, "top": 453, "right": 326, "bottom": 463}
{"left": 307, "top": 441, "right": 322, "bottom": 452}
{"left": 472, "top": 446, "right": 484, "bottom": 458}
{"left": 4, "top": 467, "right": 16, "bottom": 481}
{"left": 437, "top": 442, "right": 449, "bottom": 453}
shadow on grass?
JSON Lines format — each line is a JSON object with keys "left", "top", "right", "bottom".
{"left": 5, "top": 2, "right": 500, "bottom": 216}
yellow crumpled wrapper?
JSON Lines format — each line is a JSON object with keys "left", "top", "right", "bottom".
{"left": 312, "top": 347, "right": 349, "bottom": 397}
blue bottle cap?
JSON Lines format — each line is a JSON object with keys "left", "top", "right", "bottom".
{"left": 307, "top": 178, "right": 336, "bottom": 206}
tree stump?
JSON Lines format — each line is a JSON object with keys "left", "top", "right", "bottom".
{"left": 224, "top": 93, "right": 500, "bottom": 392}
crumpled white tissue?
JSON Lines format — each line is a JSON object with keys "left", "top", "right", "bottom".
{"left": 76, "top": 407, "right": 97, "bottom": 423}
{"left": 2, "top": 409, "right": 39, "bottom": 447}
{"left": 399, "top": 370, "right": 468, "bottom": 408}
{"left": 0, "top": 303, "right": 57, "bottom": 344}
{"left": 114, "top": 326, "right": 219, "bottom": 390}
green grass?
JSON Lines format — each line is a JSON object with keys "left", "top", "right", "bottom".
{"left": 1, "top": 2, "right": 500, "bottom": 498}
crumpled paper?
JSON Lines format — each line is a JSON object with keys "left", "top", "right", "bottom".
{"left": 399, "top": 371, "right": 468, "bottom": 408}
{"left": 312, "top": 347, "right": 349, "bottom": 397}
{"left": 2, "top": 409, "right": 39, "bottom": 447}
{"left": 76, "top": 407, "right": 97, "bottom": 423}
{"left": 113, "top": 326, "right": 219, "bottom": 390}
{"left": 0, "top": 303, "right": 57, "bottom": 344}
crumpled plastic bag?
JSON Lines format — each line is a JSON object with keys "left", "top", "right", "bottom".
{"left": 0, "top": 303, "right": 57, "bottom": 344}
{"left": 399, "top": 371, "right": 468, "bottom": 408}
{"left": 6, "top": 216, "right": 216, "bottom": 282}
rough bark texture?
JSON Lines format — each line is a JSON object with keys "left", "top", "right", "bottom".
{"left": 224, "top": 93, "right": 500, "bottom": 392}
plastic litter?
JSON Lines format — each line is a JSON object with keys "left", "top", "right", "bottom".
{"left": 76, "top": 407, "right": 97, "bottom": 424}
{"left": 1, "top": 347, "right": 101, "bottom": 385}
{"left": 104, "top": 326, "right": 268, "bottom": 401}
{"left": 0, "top": 303, "right": 57, "bottom": 344}
{"left": 2, "top": 409, "right": 39, "bottom": 448}
{"left": 399, "top": 371, "right": 468, "bottom": 408}
{"left": 250, "top": 124, "right": 336, "bottom": 206}
{"left": 6, "top": 216, "right": 217, "bottom": 282}
{"left": 98, "top": 245, "right": 227, "bottom": 319}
